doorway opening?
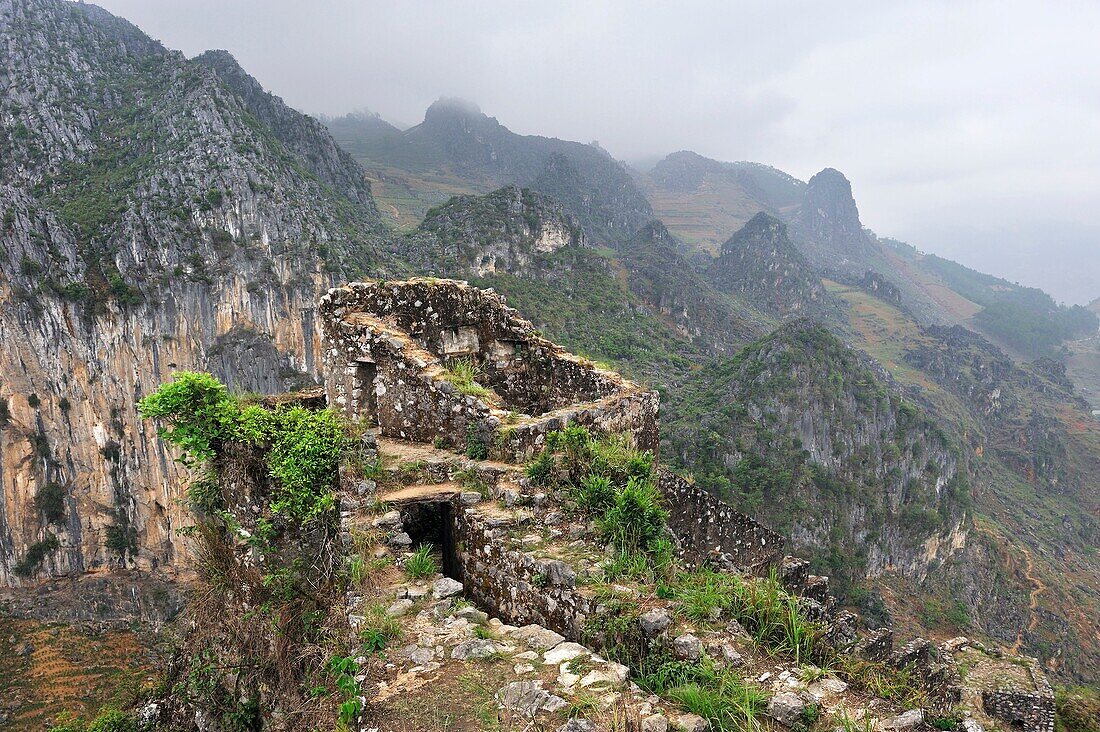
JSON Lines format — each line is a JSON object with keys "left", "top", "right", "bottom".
{"left": 399, "top": 500, "right": 460, "bottom": 582}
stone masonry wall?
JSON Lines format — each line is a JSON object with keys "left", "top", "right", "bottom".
{"left": 318, "top": 279, "right": 659, "bottom": 462}
{"left": 453, "top": 499, "right": 594, "bottom": 640}
{"left": 658, "top": 468, "right": 786, "bottom": 574}
{"left": 319, "top": 279, "right": 623, "bottom": 415}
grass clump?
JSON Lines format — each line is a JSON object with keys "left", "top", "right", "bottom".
{"left": 639, "top": 655, "right": 766, "bottom": 732}
{"left": 444, "top": 358, "right": 495, "bottom": 401}
{"left": 404, "top": 544, "right": 439, "bottom": 579}
{"left": 360, "top": 603, "right": 403, "bottom": 654}
{"left": 526, "top": 426, "right": 670, "bottom": 575}
{"left": 666, "top": 567, "right": 820, "bottom": 664}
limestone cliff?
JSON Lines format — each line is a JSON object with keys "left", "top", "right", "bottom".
{"left": 0, "top": 0, "right": 387, "bottom": 585}
{"left": 709, "top": 212, "right": 838, "bottom": 319}
{"left": 403, "top": 184, "right": 584, "bottom": 275}
{"left": 664, "top": 321, "right": 970, "bottom": 589}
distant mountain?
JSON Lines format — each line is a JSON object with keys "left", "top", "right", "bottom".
{"left": 637, "top": 151, "right": 803, "bottom": 254}
{"left": 709, "top": 212, "right": 837, "bottom": 319}
{"left": 403, "top": 184, "right": 585, "bottom": 275}
{"left": 324, "top": 98, "right": 653, "bottom": 240}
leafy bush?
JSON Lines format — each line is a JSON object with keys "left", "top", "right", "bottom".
{"left": 263, "top": 407, "right": 347, "bottom": 522}
{"left": 14, "top": 533, "right": 60, "bottom": 577}
{"left": 464, "top": 424, "right": 488, "bottom": 460}
{"left": 525, "top": 448, "right": 555, "bottom": 486}
{"left": 138, "top": 371, "right": 237, "bottom": 465}
{"left": 49, "top": 708, "right": 138, "bottom": 732}
{"left": 35, "top": 482, "right": 67, "bottom": 524}
{"left": 527, "top": 426, "right": 668, "bottom": 567}
{"left": 140, "top": 372, "right": 351, "bottom": 525}
{"left": 599, "top": 476, "right": 668, "bottom": 555}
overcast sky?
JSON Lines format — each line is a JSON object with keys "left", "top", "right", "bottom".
{"left": 94, "top": 0, "right": 1100, "bottom": 305}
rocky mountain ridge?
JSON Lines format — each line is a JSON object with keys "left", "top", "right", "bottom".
{"left": 0, "top": 0, "right": 387, "bottom": 585}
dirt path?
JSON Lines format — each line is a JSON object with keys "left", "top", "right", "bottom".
{"left": 1012, "top": 546, "right": 1048, "bottom": 653}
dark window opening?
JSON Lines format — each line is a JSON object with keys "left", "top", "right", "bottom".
{"left": 399, "top": 500, "right": 461, "bottom": 582}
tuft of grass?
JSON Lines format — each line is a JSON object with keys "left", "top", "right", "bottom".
{"left": 404, "top": 544, "right": 439, "bottom": 579}
{"left": 360, "top": 603, "right": 402, "bottom": 654}
{"left": 835, "top": 710, "right": 877, "bottom": 732}
{"left": 666, "top": 676, "right": 767, "bottom": 732}
{"left": 444, "top": 358, "right": 495, "bottom": 400}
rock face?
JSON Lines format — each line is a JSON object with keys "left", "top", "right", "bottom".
{"left": 404, "top": 184, "right": 585, "bottom": 275}
{"left": 619, "top": 221, "right": 763, "bottom": 354}
{"left": 709, "top": 212, "right": 835, "bottom": 319}
{"left": 664, "top": 321, "right": 969, "bottom": 585}
{"left": 0, "top": 0, "right": 386, "bottom": 584}
{"left": 799, "top": 168, "right": 869, "bottom": 259}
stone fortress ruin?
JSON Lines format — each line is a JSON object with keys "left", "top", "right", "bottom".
{"left": 313, "top": 278, "right": 1054, "bottom": 732}
{"left": 318, "top": 278, "right": 659, "bottom": 462}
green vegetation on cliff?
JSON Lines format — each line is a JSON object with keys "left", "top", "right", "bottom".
{"left": 664, "top": 322, "right": 969, "bottom": 595}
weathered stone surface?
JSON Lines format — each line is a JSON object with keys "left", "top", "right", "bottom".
{"left": 319, "top": 279, "right": 660, "bottom": 461}
{"left": 372, "top": 510, "right": 402, "bottom": 528}
{"left": 881, "top": 709, "right": 923, "bottom": 730}
{"left": 639, "top": 608, "right": 672, "bottom": 637}
{"left": 386, "top": 599, "right": 414, "bottom": 617}
{"left": 432, "top": 577, "right": 464, "bottom": 599}
{"left": 543, "top": 642, "right": 588, "bottom": 665}
{"left": 806, "top": 677, "right": 848, "bottom": 701}
{"left": 557, "top": 720, "right": 595, "bottom": 732}
{"left": 675, "top": 713, "right": 709, "bottom": 732}
{"left": 579, "top": 662, "right": 629, "bottom": 690}
{"left": 451, "top": 639, "right": 500, "bottom": 660}
{"left": 766, "top": 692, "right": 806, "bottom": 727}
{"left": 642, "top": 715, "right": 669, "bottom": 732}
{"left": 496, "top": 680, "right": 568, "bottom": 717}
{"left": 673, "top": 634, "right": 703, "bottom": 662}
{"left": 510, "top": 624, "right": 566, "bottom": 650}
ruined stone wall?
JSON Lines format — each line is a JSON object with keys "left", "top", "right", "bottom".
{"left": 978, "top": 658, "right": 1056, "bottom": 732}
{"left": 319, "top": 279, "right": 659, "bottom": 462}
{"left": 453, "top": 500, "right": 594, "bottom": 640}
{"left": 319, "top": 280, "right": 626, "bottom": 416}
{"left": 981, "top": 689, "right": 1055, "bottom": 732}
{"left": 495, "top": 390, "right": 661, "bottom": 462}
{"left": 658, "top": 468, "right": 785, "bottom": 574}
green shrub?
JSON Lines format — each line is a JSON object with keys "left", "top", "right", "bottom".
{"left": 85, "top": 708, "right": 137, "bottom": 732}
{"left": 13, "top": 533, "right": 61, "bottom": 577}
{"left": 574, "top": 473, "right": 614, "bottom": 511}
{"left": 35, "top": 482, "right": 67, "bottom": 524}
{"left": 263, "top": 407, "right": 347, "bottom": 522}
{"left": 404, "top": 544, "right": 439, "bottom": 579}
{"left": 359, "top": 604, "right": 402, "bottom": 654}
{"left": 140, "top": 372, "right": 351, "bottom": 526}
{"left": 464, "top": 424, "right": 488, "bottom": 460}
{"left": 138, "top": 371, "right": 237, "bottom": 465}
{"left": 599, "top": 476, "right": 668, "bottom": 554}
{"left": 525, "top": 448, "right": 555, "bottom": 486}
